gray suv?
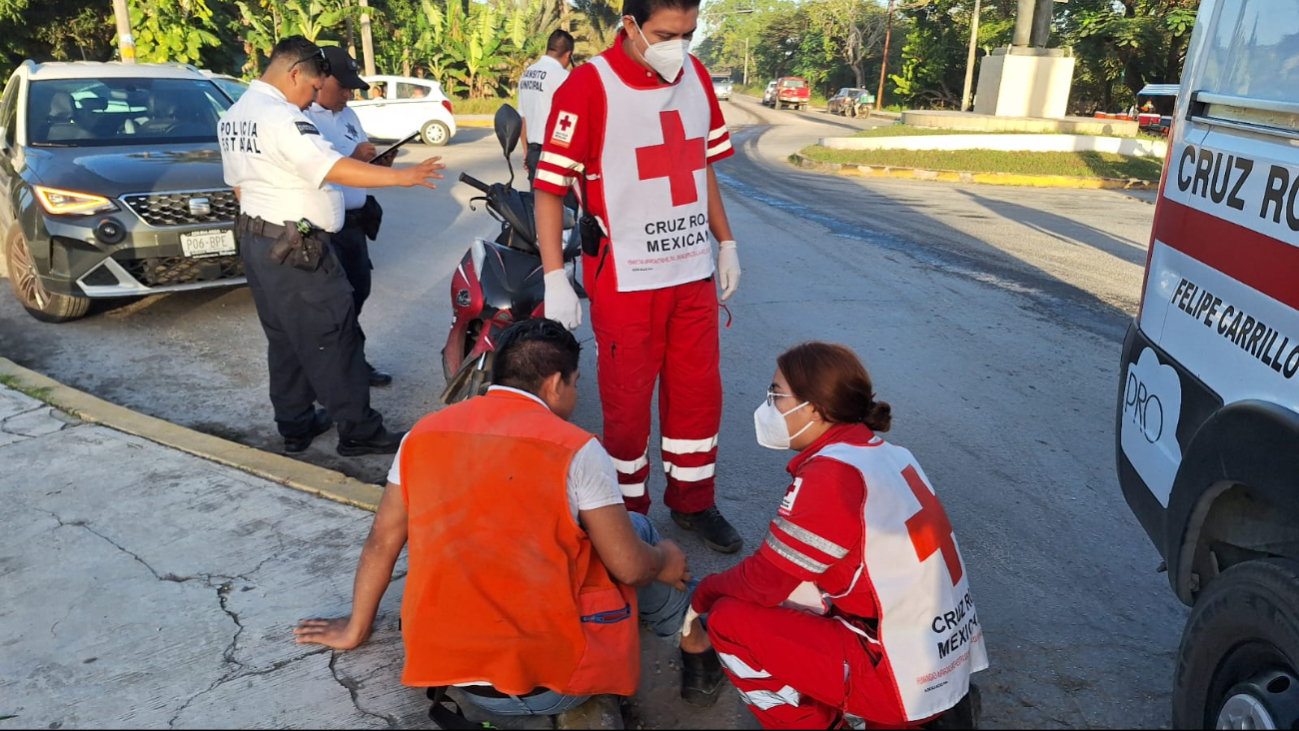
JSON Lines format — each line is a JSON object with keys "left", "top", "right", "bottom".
{"left": 2, "top": 60, "right": 241, "bottom": 322}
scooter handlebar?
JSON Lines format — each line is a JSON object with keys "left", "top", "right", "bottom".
{"left": 459, "top": 172, "right": 491, "bottom": 194}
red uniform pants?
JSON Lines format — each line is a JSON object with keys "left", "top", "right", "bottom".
{"left": 589, "top": 264, "right": 721, "bottom": 514}
{"left": 706, "top": 598, "right": 915, "bottom": 730}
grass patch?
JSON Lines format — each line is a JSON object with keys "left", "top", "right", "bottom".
{"left": 0, "top": 374, "right": 54, "bottom": 403}
{"left": 451, "top": 97, "right": 515, "bottom": 116}
{"left": 800, "top": 145, "right": 1163, "bottom": 180}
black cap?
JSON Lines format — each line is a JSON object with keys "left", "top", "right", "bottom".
{"left": 322, "top": 46, "right": 369, "bottom": 90}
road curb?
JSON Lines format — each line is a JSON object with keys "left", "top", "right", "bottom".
{"left": 456, "top": 119, "right": 493, "bottom": 128}
{"left": 790, "top": 152, "right": 1159, "bottom": 190}
{"left": 0, "top": 358, "right": 383, "bottom": 512}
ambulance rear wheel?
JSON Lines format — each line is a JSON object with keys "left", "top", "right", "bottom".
{"left": 1173, "top": 559, "right": 1299, "bottom": 729}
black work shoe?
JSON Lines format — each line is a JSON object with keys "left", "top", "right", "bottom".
{"left": 671, "top": 506, "right": 744, "bottom": 554}
{"left": 283, "top": 409, "right": 333, "bottom": 453}
{"left": 367, "top": 364, "right": 393, "bottom": 388}
{"left": 680, "top": 647, "right": 725, "bottom": 708}
{"left": 337, "top": 428, "right": 406, "bottom": 457}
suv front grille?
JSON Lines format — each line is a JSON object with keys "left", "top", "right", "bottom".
{"left": 122, "top": 190, "right": 239, "bottom": 227}
{"left": 122, "top": 255, "right": 244, "bottom": 287}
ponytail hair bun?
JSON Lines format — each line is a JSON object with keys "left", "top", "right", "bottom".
{"left": 864, "top": 399, "right": 892, "bottom": 432}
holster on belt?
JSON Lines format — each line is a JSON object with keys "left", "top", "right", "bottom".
{"left": 267, "top": 221, "right": 325, "bottom": 273}
{"left": 361, "top": 195, "right": 383, "bottom": 241}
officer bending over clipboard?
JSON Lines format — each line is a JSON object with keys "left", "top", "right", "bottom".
{"left": 220, "top": 36, "right": 444, "bottom": 457}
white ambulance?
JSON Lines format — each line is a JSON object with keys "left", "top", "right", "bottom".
{"left": 1117, "top": 1, "right": 1299, "bottom": 727}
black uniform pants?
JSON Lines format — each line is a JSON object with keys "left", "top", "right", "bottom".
{"left": 333, "top": 218, "right": 372, "bottom": 341}
{"left": 238, "top": 229, "right": 383, "bottom": 442}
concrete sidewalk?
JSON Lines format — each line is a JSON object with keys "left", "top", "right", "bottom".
{"left": 0, "top": 381, "right": 751, "bottom": 729}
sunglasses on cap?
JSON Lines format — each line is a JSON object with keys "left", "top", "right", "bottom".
{"left": 290, "top": 48, "right": 331, "bottom": 77}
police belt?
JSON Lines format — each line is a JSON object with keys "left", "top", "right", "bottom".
{"left": 527, "top": 143, "right": 543, "bottom": 152}
{"left": 235, "top": 214, "right": 332, "bottom": 241}
{"left": 343, "top": 208, "right": 365, "bottom": 230}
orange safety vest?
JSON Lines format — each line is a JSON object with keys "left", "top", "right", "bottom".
{"left": 397, "top": 389, "right": 640, "bottom": 696}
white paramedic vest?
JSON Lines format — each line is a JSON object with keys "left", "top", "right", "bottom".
{"left": 589, "top": 56, "right": 715, "bottom": 292}
{"left": 809, "top": 440, "right": 989, "bottom": 722}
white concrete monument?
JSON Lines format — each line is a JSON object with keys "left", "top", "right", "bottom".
{"left": 973, "top": 0, "right": 1076, "bottom": 118}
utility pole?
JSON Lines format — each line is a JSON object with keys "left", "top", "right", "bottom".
{"left": 111, "top": 0, "right": 136, "bottom": 63}
{"left": 961, "top": 0, "right": 982, "bottom": 112}
{"left": 743, "top": 37, "right": 750, "bottom": 86}
{"left": 358, "top": 0, "right": 376, "bottom": 76}
{"left": 875, "top": 0, "right": 894, "bottom": 111}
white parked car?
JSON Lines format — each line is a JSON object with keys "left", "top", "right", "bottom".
{"left": 350, "top": 75, "right": 457, "bottom": 146}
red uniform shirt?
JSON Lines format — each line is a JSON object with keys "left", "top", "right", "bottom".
{"left": 693, "top": 424, "right": 879, "bottom": 621}
{"left": 533, "top": 31, "right": 734, "bottom": 246}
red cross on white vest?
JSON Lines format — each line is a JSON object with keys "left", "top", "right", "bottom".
{"left": 635, "top": 110, "right": 706, "bottom": 207}
{"left": 902, "top": 465, "right": 963, "bottom": 586}
{"left": 558, "top": 116, "right": 574, "bottom": 133}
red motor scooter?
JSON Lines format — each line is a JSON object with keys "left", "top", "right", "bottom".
{"left": 441, "top": 105, "right": 580, "bottom": 403}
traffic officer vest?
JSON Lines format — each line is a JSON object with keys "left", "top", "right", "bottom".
{"left": 396, "top": 389, "right": 640, "bottom": 696}
{"left": 590, "top": 55, "right": 715, "bottom": 292}
{"left": 806, "top": 441, "right": 989, "bottom": 722}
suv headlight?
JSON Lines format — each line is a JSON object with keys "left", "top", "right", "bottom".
{"left": 33, "top": 186, "right": 118, "bottom": 216}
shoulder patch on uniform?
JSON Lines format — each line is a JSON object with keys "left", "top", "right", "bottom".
{"left": 295, "top": 121, "right": 320, "bottom": 135}
{"left": 778, "top": 477, "right": 804, "bottom": 516}
{"left": 551, "top": 111, "right": 578, "bottom": 147}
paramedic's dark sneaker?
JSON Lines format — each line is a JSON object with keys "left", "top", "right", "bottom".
{"left": 680, "top": 647, "right": 725, "bottom": 708}
{"left": 337, "top": 428, "right": 406, "bottom": 457}
{"left": 283, "top": 409, "right": 332, "bottom": 453}
{"left": 672, "top": 506, "right": 743, "bottom": 554}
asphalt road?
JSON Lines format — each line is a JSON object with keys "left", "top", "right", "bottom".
{"left": 0, "top": 96, "right": 1186, "bottom": 728}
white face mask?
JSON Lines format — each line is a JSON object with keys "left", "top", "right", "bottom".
{"left": 754, "top": 398, "right": 813, "bottom": 451}
{"left": 630, "top": 17, "right": 689, "bottom": 82}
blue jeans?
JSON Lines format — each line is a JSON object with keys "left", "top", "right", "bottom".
{"left": 462, "top": 513, "right": 692, "bottom": 717}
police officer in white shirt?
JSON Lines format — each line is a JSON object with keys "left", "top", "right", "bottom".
{"left": 305, "top": 46, "right": 392, "bottom": 388}
{"left": 519, "top": 30, "right": 574, "bottom": 189}
{"left": 220, "top": 36, "right": 444, "bottom": 457}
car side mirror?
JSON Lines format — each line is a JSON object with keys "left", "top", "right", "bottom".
{"left": 494, "top": 104, "right": 522, "bottom": 158}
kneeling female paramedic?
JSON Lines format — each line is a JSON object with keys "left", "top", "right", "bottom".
{"left": 687, "top": 342, "right": 988, "bottom": 729}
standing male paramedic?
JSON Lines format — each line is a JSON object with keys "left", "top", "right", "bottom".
{"left": 294, "top": 319, "right": 725, "bottom": 718}
{"left": 519, "top": 29, "right": 574, "bottom": 188}
{"left": 531, "top": 0, "right": 744, "bottom": 554}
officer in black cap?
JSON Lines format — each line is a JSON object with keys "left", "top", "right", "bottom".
{"left": 306, "top": 46, "right": 393, "bottom": 387}
{"left": 220, "top": 36, "right": 445, "bottom": 456}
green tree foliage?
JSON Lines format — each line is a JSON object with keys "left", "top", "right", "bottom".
{"left": 131, "top": 0, "right": 223, "bottom": 64}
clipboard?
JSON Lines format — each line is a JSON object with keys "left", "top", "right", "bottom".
{"left": 370, "top": 131, "right": 421, "bottom": 164}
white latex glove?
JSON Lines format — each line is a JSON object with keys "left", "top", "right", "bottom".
{"left": 682, "top": 606, "right": 701, "bottom": 637}
{"left": 543, "top": 269, "right": 582, "bottom": 330}
{"left": 717, "top": 240, "right": 741, "bottom": 301}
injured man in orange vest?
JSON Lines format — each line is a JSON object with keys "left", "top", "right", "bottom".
{"left": 294, "top": 317, "right": 725, "bottom": 724}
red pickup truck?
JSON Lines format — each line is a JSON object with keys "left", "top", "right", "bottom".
{"left": 771, "top": 76, "right": 810, "bottom": 111}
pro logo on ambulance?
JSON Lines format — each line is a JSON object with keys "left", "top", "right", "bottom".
{"left": 551, "top": 111, "right": 578, "bottom": 147}
{"left": 1120, "top": 348, "right": 1183, "bottom": 507}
